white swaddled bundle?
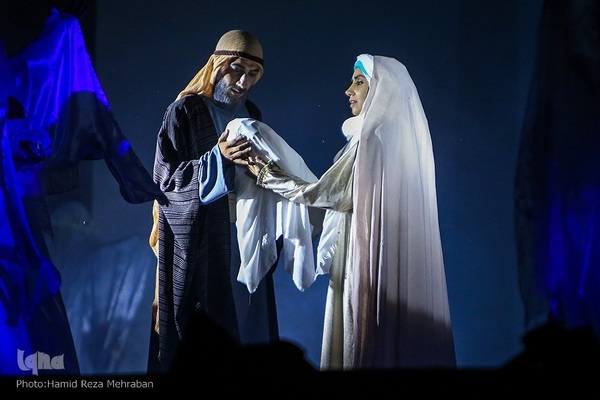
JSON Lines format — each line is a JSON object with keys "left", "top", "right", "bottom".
{"left": 226, "top": 117, "right": 321, "bottom": 293}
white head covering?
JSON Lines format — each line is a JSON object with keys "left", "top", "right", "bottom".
{"left": 340, "top": 54, "right": 373, "bottom": 143}
{"left": 350, "top": 55, "right": 455, "bottom": 367}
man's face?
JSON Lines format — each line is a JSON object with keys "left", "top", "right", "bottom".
{"left": 213, "top": 57, "right": 262, "bottom": 105}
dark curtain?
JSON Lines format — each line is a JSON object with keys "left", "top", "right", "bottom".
{"left": 515, "top": 0, "right": 600, "bottom": 336}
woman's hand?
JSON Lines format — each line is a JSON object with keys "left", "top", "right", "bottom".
{"left": 246, "top": 154, "right": 268, "bottom": 177}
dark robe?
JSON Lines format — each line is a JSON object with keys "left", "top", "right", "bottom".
{"left": 150, "top": 94, "right": 279, "bottom": 372}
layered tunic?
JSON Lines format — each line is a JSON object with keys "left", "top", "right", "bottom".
{"left": 152, "top": 94, "right": 270, "bottom": 371}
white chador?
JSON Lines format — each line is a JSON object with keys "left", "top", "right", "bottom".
{"left": 243, "top": 55, "right": 456, "bottom": 370}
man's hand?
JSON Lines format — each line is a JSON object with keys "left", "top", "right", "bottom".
{"left": 218, "top": 130, "right": 252, "bottom": 165}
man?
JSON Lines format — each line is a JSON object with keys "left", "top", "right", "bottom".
{"left": 148, "top": 30, "right": 280, "bottom": 372}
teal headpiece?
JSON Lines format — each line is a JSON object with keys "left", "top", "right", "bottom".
{"left": 354, "top": 54, "right": 374, "bottom": 82}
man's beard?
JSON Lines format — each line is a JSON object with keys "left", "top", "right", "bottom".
{"left": 213, "top": 77, "right": 247, "bottom": 107}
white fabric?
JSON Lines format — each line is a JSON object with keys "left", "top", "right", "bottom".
{"left": 254, "top": 56, "right": 456, "bottom": 370}
{"left": 315, "top": 114, "right": 363, "bottom": 276}
{"left": 350, "top": 56, "right": 455, "bottom": 368}
{"left": 226, "top": 118, "right": 320, "bottom": 293}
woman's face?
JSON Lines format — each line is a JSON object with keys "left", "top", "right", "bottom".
{"left": 346, "top": 68, "right": 369, "bottom": 116}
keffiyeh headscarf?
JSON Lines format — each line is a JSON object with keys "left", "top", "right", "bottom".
{"left": 177, "top": 29, "right": 264, "bottom": 100}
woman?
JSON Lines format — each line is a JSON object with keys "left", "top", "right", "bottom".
{"left": 248, "top": 54, "right": 456, "bottom": 370}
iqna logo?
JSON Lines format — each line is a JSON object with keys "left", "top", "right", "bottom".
{"left": 17, "top": 349, "right": 65, "bottom": 375}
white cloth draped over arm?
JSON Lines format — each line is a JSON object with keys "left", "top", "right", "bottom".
{"left": 225, "top": 118, "right": 321, "bottom": 292}
{"left": 253, "top": 115, "right": 362, "bottom": 277}
{"left": 257, "top": 141, "right": 357, "bottom": 276}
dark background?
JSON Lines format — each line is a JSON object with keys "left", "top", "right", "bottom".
{"left": 7, "top": 0, "right": 546, "bottom": 374}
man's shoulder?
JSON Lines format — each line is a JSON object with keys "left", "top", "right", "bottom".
{"left": 245, "top": 99, "right": 262, "bottom": 121}
{"left": 164, "top": 94, "right": 209, "bottom": 116}
{"left": 171, "top": 94, "right": 208, "bottom": 108}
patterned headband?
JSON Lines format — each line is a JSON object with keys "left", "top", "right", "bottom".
{"left": 213, "top": 50, "right": 263, "bottom": 66}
